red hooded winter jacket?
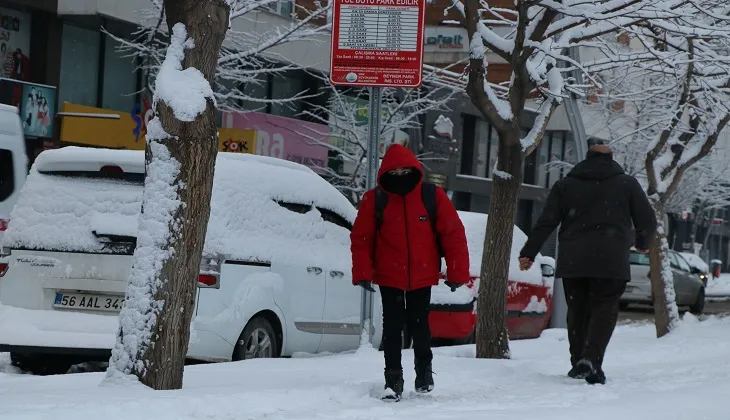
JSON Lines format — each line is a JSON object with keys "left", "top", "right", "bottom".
{"left": 350, "top": 144, "right": 471, "bottom": 291}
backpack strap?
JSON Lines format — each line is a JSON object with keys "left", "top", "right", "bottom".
{"left": 421, "top": 182, "right": 438, "bottom": 236}
{"left": 374, "top": 186, "right": 388, "bottom": 233}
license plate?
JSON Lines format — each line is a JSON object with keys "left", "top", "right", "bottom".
{"left": 54, "top": 292, "right": 124, "bottom": 312}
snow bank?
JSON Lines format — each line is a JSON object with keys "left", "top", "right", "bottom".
{"left": 707, "top": 273, "right": 730, "bottom": 297}
{"left": 2, "top": 316, "right": 730, "bottom": 418}
{"left": 679, "top": 252, "right": 709, "bottom": 273}
{"left": 4, "top": 148, "right": 356, "bottom": 272}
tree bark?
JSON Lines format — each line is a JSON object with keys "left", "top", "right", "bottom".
{"left": 476, "top": 135, "right": 523, "bottom": 359}
{"left": 107, "top": 0, "right": 229, "bottom": 390}
{"left": 648, "top": 197, "right": 681, "bottom": 338}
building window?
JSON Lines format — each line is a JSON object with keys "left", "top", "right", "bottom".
{"left": 101, "top": 37, "right": 138, "bottom": 112}
{"left": 474, "top": 118, "right": 489, "bottom": 178}
{"left": 548, "top": 131, "right": 565, "bottom": 187}
{"left": 59, "top": 24, "right": 100, "bottom": 107}
{"left": 267, "top": 0, "right": 294, "bottom": 17}
{"left": 239, "top": 74, "right": 269, "bottom": 112}
{"left": 271, "top": 72, "right": 303, "bottom": 118}
{"left": 0, "top": 7, "right": 31, "bottom": 82}
{"left": 460, "top": 114, "right": 475, "bottom": 175}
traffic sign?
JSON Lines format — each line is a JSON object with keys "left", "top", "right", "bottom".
{"left": 329, "top": 0, "right": 426, "bottom": 88}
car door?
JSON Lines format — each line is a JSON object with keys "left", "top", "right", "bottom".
{"left": 317, "top": 208, "right": 361, "bottom": 353}
{"left": 272, "top": 261, "right": 326, "bottom": 355}
{"left": 671, "top": 252, "right": 697, "bottom": 304}
{"left": 668, "top": 252, "right": 691, "bottom": 304}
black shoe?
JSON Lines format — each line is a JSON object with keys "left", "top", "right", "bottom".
{"left": 585, "top": 367, "right": 606, "bottom": 385}
{"left": 567, "top": 359, "right": 593, "bottom": 380}
{"left": 415, "top": 362, "right": 434, "bottom": 393}
{"left": 383, "top": 369, "right": 404, "bottom": 401}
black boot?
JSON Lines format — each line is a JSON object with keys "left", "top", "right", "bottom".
{"left": 585, "top": 366, "right": 606, "bottom": 385}
{"left": 567, "top": 359, "right": 593, "bottom": 380}
{"left": 415, "top": 362, "right": 434, "bottom": 393}
{"left": 383, "top": 369, "right": 404, "bottom": 401}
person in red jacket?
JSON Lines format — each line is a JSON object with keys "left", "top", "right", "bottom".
{"left": 351, "top": 144, "right": 470, "bottom": 400}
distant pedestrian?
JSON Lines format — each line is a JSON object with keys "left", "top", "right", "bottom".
{"left": 518, "top": 142, "right": 657, "bottom": 385}
{"left": 350, "top": 144, "right": 470, "bottom": 401}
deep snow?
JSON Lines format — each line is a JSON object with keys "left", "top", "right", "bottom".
{"left": 1, "top": 316, "right": 729, "bottom": 419}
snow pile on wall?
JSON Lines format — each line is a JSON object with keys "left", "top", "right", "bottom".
{"left": 4, "top": 147, "right": 357, "bottom": 272}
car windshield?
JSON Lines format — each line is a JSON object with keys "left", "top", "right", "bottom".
{"left": 629, "top": 251, "right": 650, "bottom": 266}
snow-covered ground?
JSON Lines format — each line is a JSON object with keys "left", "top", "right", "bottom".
{"left": 1, "top": 315, "right": 729, "bottom": 419}
{"left": 707, "top": 273, "right": 730, "bottom": 297}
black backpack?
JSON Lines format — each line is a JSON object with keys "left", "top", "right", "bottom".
{"left": 373, "top": 182, "right": 445, "bottom": 269}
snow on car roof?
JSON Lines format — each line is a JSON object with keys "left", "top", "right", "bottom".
{"left": 5, "top": 147, "right": 356, "bottom": 271}
{"left": 457, "top": 211, "right": 545, "bottom": 286}
{"left": 679, "top": 252, "right": 709, "bottom": 273}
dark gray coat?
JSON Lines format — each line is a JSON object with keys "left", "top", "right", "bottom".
{"left": 520, "top": 150, "right": 657, "bottom": 281}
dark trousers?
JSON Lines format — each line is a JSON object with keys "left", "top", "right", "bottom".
{"left": 563, "top": 278, "right": 626, "bottom": 368}
{"left": 380, "top": 285, "right": 433, "bottom": 372}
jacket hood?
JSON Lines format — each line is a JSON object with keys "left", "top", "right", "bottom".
{"left": 567, "top": 150, "right": 625, "bottom": 181}
{"left": 377, "top": 144, "right": 423, "bottom": 182}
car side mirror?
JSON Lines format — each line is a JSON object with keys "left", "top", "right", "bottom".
{"left": 541, "top": 264, "right": 555, "bottom": 278}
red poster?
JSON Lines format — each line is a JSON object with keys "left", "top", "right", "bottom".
{"left": 330, "top": 0, "right": 426, "bottom": 88}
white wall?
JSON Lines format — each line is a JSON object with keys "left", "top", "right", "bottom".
{"left": 57, "top": 0, "right": 332, "bottom": 72}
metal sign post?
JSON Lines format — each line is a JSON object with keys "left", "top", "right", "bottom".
{"left": 330, "top": 0, "right": 427, "bottom": 346}
{"left": 360, "top": 86, "right": 382, "bottom": 344}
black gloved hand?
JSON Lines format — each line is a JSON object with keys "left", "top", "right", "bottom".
{"left": 445, "top": 281, "right": 463, "bottom": 292}
{"left": 356, "top": 280, "right": 376, "bottom": 292}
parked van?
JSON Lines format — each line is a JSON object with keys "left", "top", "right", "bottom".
{"left": 0, "top": 147, "right": 373, "bottom": 374}
{"left": 0, "top": 104, "right": 27, "bottom": 246}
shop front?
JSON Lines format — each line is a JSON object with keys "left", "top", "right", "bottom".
{"left": 59, "top": 102, "right": 256, "bottom": 153}
{"left": 222, "top": 111, "right": 329, "bottom": 173}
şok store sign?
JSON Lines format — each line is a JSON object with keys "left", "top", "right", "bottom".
{"left": 59, "top": 102, "right": 255, "bottom": 153}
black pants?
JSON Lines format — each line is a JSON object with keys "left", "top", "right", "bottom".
{"left": 380, "top": 285, "right": 433, "bottom": 372}
{"left": 563, "top": 278, "right": 626, "bottom": 368}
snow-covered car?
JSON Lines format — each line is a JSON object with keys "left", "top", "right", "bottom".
{"left": 0, "top": 103, "right": 27, "bottom": 248}
{"left": 621, "top": 250, "right": 705, "bottom": 314}
{"left": 679, "top": 252, "right": 709, "bottom": 286}
{"left": 427, "top": 211, "right": 555, "bottom": 344}
{"left": 0, "top": 147, "right": 371, "bottom": 374}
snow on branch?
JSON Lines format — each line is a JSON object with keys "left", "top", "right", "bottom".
{"left": 295, "top": 69, "right": 461, "bottom": 203}
{"left": 103, "top": 0, "right": 330, "bottom": 110}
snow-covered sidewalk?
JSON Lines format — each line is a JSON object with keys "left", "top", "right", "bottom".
{"left": 1, "top": 315, "right": 729, "bottom": 419}
{"left": 707, "top": 273, "right": 730, "bottom": 297}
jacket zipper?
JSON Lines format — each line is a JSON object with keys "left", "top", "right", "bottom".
{"left": 403, "top": 199, "right": 411, "bottom": 291}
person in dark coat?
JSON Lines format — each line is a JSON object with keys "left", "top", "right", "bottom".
{"left": 351, "top": 144, "right": 470, "bottom": 400}
{"left": 518, "top": 142, "right": 657, "bottom": 385}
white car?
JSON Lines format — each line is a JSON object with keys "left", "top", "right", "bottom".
{"left": 0, "top": 103, "right": 28, "bottom": 246}
{"left": 0, "top": 147, "right": 378, "bottom": 374}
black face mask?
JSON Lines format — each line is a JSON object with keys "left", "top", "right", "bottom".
{"left": 380, "top": 169, "right": 421, "bottom": 196}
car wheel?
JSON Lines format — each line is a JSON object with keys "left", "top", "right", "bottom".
{"left": 10, "top": 353, "right": 72, "bottom": 376}
{"left": 689, "top": 288, "right": 706, "bottom": 315}
{"left": 232, "top": 316, "right": 279, "bottom": 361}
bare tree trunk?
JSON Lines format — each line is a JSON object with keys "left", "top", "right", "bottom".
{"left": 106, "top": 0, "right": 229, "bottom": 390}
{"left": 476, "top": 137, "right": 523, "bottom": 359}
{"left": 648, "top": 198, "right": 680, "bottom": 338}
